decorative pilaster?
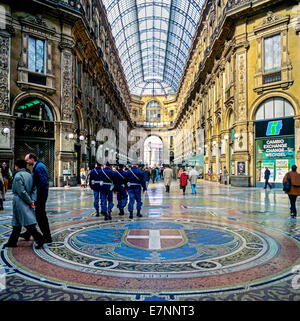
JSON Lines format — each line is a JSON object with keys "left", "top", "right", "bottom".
{"left": 0, "top": 31, "right": 10, "bottom": 113}
{"left": 60, "top": 39, "right": 74, "bottom": 122}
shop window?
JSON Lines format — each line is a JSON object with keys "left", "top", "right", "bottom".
{"left": 14, "top": 98, "right": 54, "bottom": 121}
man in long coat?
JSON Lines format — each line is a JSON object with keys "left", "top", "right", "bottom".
{"left": 163, "top": 165, "right": 173, "bottom": 193}
{"left": 3, "top": 159, "right": 44, "bottom": 249}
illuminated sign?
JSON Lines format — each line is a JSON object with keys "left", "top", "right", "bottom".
{"left": 255, "top": 117, "right": 294, "bottom": 138}
{"left": 266, "top": 120, "right": 282, "bottom": 136}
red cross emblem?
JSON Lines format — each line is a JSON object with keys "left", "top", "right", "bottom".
{"left": 124, "top": 229, "right": 186, "bottom": 250}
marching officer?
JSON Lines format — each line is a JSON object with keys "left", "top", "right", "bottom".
{"left": 115, "top": 164, "right": 128, "bottom": 216}
{"left": 124, "top": 163, "right": 147, "bottom": 219}
{"left": 89, "top": 162, "right": 116, "bottom": 220}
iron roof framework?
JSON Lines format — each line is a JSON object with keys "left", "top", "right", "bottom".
{"left": 102, "top": 0, "right": 204, "bottom": 96}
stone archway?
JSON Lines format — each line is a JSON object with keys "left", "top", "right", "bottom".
{"left": 144, "top": 135, "right": 164, "bottom": 167}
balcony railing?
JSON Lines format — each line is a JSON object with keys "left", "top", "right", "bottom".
{"left": 262, "top": 71, "right": 281, "bottom": 84}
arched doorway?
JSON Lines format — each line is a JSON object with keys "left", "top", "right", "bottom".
{"left": 144, "top": 135, "right": 163, "bottom": 168}
{"left": 254, "top": 97, "right": 295, "bottom": 187}
{"left": 14, "top": 97, "right": 55, "bottom": 186}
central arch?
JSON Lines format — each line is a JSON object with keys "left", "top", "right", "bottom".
{"left": 144, "top": 135, "right": 163, "bottom": 168}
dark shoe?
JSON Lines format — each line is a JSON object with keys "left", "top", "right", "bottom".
{"left": 3, "top": 242, "right": 17, "bottom": 248}
{"left": 20, "top": 231, "right": 31, "bottom": 241}
{"left": 119, "top": 209, "right": 124, "bottom": 216}
{"left": 95, "top": 209, "right": 100, "bottom": 217}
{"left": 137, "top": 210, "right": 142, "bottom": 218}
{"left": 129, "top": 212, "right": 133, "bottom": 219}
{"left": 43, "top": 238, "right": 52, "bottom": 244}
{"left": 35, "top": 243, "right": 44, "bottom": 249}
{"left": 107, "top": 211, "right": 112, "bottom": 220}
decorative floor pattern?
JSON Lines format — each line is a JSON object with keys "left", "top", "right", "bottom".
{"left": 0, "top": 181, "right": 300, "bottom": 301}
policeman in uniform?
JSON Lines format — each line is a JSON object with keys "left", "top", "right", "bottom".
{"left": 89, "top": 162, "right": 116, "bottom": 220}
{"left": 124, "top": 163, "right": 147, "bottom": 219}
{"left": 114, "top": 164, "right": 128, "bottom": 216}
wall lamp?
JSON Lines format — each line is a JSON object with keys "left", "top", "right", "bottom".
{"left": 79, "top": 135, "right": 85, "bottom": 141}
{"left": 66, "top": 133, "right": 74, "bottom": 140}
{"left": 1, "top": 128, "right": 10, "bottom": 136}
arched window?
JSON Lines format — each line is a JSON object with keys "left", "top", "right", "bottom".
{"left": 255, "top": 97, "right": 294, "bottom": 120}
{"left": 14, "top": 98, "right": 54, "bottom": 121}
{"left": 146, "top": 100, "right": 161, "bottom": 122}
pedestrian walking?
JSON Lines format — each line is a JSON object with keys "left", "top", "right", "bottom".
{"left": 3, "top": 159, "right": 44, "bottom": 249}
{"left": 115, "top": 164, "right": 128, "bottom": 216}
{"left": 151, "top": 167, "right": 156, "bottom": 183}
{"left": 180, "top": 168, "right": 189, "bottom": 195}
{"left": 177, "top": 167, "right": 183, "bottom": 179}
{"left": 144, "top": 167, "right": 151, "bottom": 189}
{"left": 124, "top": 163, "right": 147, "bottom": 219}
{"left": 1, "top": 162, "right": 12, "bottom": 193}
{"left": 223, "top": 167, "right": 228, "bottom": 185}
{"left": 22, "top": 153, "right": 52, "bottom": 244}
{"left": 80, "top": 168, "right": 87, "bottom": 188}
{"left": 189, "top": 166, "right": 199, "bottom": 194}
{"left": 163, "top": 165, "right": 173, "bottom": 193}
{"left": 283, "top": 165, "right": 300, "bottom": 218}
{"left": 0, "top": 169, "right": 5, "bottom": 210}
{"left": 264, "top": 167, "right": 272, "bottom": 189}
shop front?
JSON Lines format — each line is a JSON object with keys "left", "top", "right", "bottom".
{"left": 14, "top": 97, "right": 55, "bottom": 186}
{"left": 255, "top": 117, "right": 295, "bottom": 187}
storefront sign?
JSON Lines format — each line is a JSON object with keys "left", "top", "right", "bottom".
{"left": 256, "top": 137, "right": 294, "bottom": 183}
{"left": 15, "top": 118, "right": 54, "bottom": 138}
{"left": 255, "top": 117, "right": 294, "bottom": 138}
{"left": 256, "top": 137, "right": 294, "bottom": 159}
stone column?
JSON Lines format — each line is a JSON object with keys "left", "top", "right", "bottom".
{"left": 0, "top": 29, "right": 14, "bottom": 164}
{"left": 56, "top": 38, "right": 77, "bottom": 186}
{"left": 231, "top": 39, "right": 251, "bottom": 187}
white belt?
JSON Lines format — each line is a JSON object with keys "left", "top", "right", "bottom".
{"left": 127, "top": 182, "right": 141, "bottom": 186}
{"left": 91, "top": 180, "right": 112, "bottom": 185}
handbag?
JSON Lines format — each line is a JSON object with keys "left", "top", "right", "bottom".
{"left": 283, "top": 174, "right": 291, "bottom": 193}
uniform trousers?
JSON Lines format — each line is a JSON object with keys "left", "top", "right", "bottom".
{"left": 128, "top": 188, "right": 142, "bottom": 212}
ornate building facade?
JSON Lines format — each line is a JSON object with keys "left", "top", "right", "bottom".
{"left": 0, "top": 0, "right": 133, "bottom": 186}
{"left": 172, "top": 0, "right": 300, "bottom": 187}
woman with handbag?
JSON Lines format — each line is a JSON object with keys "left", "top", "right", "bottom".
{"left": 283, "top": 165, "right": 300, "bottom": 218}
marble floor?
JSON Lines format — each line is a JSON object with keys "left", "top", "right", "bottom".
{"left": 0, "top": 180, "right": 300, "bottom": 301}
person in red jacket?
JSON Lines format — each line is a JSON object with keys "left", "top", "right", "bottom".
{"left": 180, "top": 168, "right": 189, "bottom": 195}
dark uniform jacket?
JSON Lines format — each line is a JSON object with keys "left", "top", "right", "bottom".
{"left": 115, "top": 169, "right": 127, "bottom": 192}
{"left": 124, "top": 166, "right": 147, "bottom": 191}
{"left": 89, "top": 166, "right": 117, "bottom": 193}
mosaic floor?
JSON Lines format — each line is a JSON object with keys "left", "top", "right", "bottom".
{"left": 0, "top": 180, "right": 300, "bottom": 301}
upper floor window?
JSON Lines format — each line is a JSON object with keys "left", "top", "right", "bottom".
{"left": 146, "top": 100, "right": 161, "bottom": 122}
{"left": 28, "top": 37, "right": 45, "bottom": 74}
{"left": 264, "top": 34, "right": 281, "bottom": 73}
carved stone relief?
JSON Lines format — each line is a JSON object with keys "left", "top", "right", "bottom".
{"left": 236, "top": 52, "right": 247, "bottom": 121}
{"left": 0, "top": 33, "right": 9, "bottom": 113}
{"left": 61, "top": 50, "right": 73, "bottom": 121}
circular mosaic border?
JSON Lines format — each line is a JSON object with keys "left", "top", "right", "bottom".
{"left": 2, "top": 217, "right": 300, "bottom": 296}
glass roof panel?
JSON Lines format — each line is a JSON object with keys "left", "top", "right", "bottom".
{"left": 102, "top": 0, "right": 204, "bottom": 96}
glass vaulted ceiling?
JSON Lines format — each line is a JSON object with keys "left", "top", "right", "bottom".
{"left": 102, "top": 0, "right": 204, "bottom": 97}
